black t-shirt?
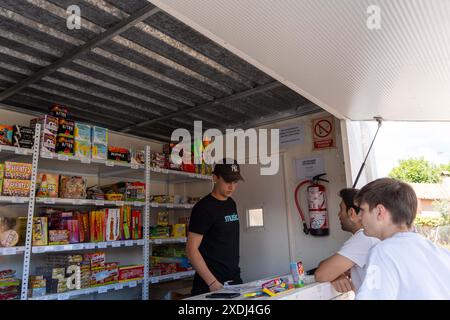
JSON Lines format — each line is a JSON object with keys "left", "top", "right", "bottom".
{"left": 188, "top": 194, "right": 240, "bottom": 282}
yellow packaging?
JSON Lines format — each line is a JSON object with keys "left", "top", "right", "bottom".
{"left": 171, "top": 224, "right": 186, "bottom": 238}
{"left": 74, "top": 140, "right": 91, "bottom": 158}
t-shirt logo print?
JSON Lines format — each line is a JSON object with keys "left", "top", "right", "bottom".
{"left": 224, "top": 214, "right": 239, "bottom": 223}
{"left": 231, "top": 165, "right": 238, "bottom": 172}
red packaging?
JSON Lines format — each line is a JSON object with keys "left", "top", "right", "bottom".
{"left": 76, "top": 212, "right": 90, "bottom": 243}
{"left": 131, "top": 210, "right": 142, "bottom": 240}
{"left": 118, "top": 265, "right": 144, "bottom": 282}
{"left": 67, "top": 220, "right": 79, "bottom": 243}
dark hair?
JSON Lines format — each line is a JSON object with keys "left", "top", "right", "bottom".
{"left": 355, "top": 178, "right": 417, "bottom": 228}
{"left": 339, "top": 188, "right": 360, "bottom": 213}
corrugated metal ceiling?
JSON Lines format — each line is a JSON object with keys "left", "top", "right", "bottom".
{"left": 0, "top": 0, "right": 322, "bottom": 141}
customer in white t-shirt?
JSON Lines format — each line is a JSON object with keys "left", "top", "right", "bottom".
{"left": 355, "top": 178, "right": 450, "bottom": 300}
{"left": 315, "top": 188, "right": 380, "bottom": 292}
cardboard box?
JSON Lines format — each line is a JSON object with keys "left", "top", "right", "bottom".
{"left": 67, "top": 220, "right": 80, "bottom": 243}
{"left": 132, "top": 210, "right": 142, "bottom": 240}
{"left": 118, "top": 265, "right": 144, "bottom": 282}
{"left": 36, "top": 173, "right": 59, "bottom": 198}
{"left": 89, "top": 210, "right": 105, "bottom": 242}
{"left": 120, "top": 206, "right": 132, "bottom": 240}
{"left": 4, "top": 162, "right": 32, "bottom": 180}
{"left": 75, "top": 212, "right": 89, "bottom": 243}
{"left": 32, "top": 217, "right": 48, "bottom": 246}
{"left": 105, "top": 209, "right": 120, "bottom": 242}
{"left": 30, "top": 115, "right": 58, "bottom": 135}
{"left": 92, "top": 143, "right": 107, "bottom": 160}
{"left": 56, "top": 136, "right": 74, "bottom": 155}
{"left": 49, "top": 230, "right": 69, "bottom": 245}
{"left": 0, "top": 125, "right": 13, "bottom": 146}
{"left": 59, "top": 176, "right": 87, "bottom": 199}
{"left": 57, "top": 119, "right": 74, "bottom": 138}
{"left": 2, "top": 179, "right": 31, "bottom": 197}
{"left": 91, "top": 126, "right": 108, "bottom": 145}
{"left": 74, "top": 140, "right": 91, "bottom": 159}
{"left": 74, "top": 123, "right": 91, "bottom": 142}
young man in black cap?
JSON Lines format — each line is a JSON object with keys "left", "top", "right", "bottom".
{"left": 186, "top": 159, "right": 244, "bottom": 296}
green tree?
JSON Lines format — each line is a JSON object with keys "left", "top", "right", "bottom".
{"left": 388, "top": 157, "right": 442, "bottom": 183}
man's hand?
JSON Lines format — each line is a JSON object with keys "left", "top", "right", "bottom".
{"left": 209, "top": 281, "right": 223, "bottom": 292}
{"left": 331, "top": 274, "right": 354, "bottom": 293}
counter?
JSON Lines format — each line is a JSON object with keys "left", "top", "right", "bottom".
{"left": 186, "top": 275, "right": 354, "bottom": 300}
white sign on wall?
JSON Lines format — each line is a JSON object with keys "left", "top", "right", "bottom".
{"left": 279, "top": 124, "right": 304, "bottom": 147}
{"left": 295, "top": 156, "right": 325, "bottom": 180}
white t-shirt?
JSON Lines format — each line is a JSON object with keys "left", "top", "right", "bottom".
{"left": 337, "top": 229, "right": 380, "bottom": 290}
{"left": 356, "top": 232, "right": 450, "bottom": 300}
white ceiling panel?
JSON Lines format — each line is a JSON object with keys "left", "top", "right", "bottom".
{"left": 149, "top": 0, "right": 450, "bottom": 121}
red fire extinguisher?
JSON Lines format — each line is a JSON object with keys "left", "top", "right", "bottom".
{"left": 294, "top": 173, "right": 330, "bottom": 236}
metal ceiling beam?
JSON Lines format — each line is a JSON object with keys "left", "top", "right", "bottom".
{"left": 0, "top": 4, "right": 160, "bottom": 101}
{"left": 121, "top": 81, "right": 283, "bottom": 133}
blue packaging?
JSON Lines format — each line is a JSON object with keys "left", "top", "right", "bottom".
{"left": 75, "top": 123, "right": 91, "bottom": 142}
{"left": 91, "top": 126, "right": 108, "bottom": 145}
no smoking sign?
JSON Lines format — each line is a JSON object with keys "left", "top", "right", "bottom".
{"left": 312, "top": 116, "right": 335, "bottom": 150}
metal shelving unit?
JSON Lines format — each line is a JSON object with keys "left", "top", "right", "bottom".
{"left": 0, "top": 126, "right": 212, "bottom": 300}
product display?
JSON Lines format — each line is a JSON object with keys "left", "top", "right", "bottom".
{"left": 74, "top": 123, "right": 91, "bottom": 142}
{"left": 57, "top": 119, "right": 75, "bottom": 138}
{"left": 48, "top": 230, "right": 70, "bottom": 245}
{"left": 32, "top": 217, "right": 48, "bottom": 246}
{"left": 2, "top": 179, "right": 31, "bottom": 197}
{"left": 157, "top": 211, "right": 169, "bottom": 227}
{"left": 92, "top": 143, "right": 107, "bottom": 160}
{"left": 59, "top": 176, "right": 87, "bottom": 199}
{"left": 0, "top": 125, "right": 13, "bottom": 146}
{"left": 0, "top": 269, "right": 21, "bottom": 300}
{"left": 0, "top": 164, "right": 3, "bottom": 195}
{"left": 108, "top": 146, "right": 131, "bottom": 163}
{"left": 118, "top": 265, "right": 144, "bottom": 282}
{"left": 4, "top": 161, "right": 32, "bottom": 180}
{"left": 74, "top": 140, "right": 91, "bottom": 158}
{"left": 49, "top": 105, "right": 69, "bottom": 119}
{"left": 36, "top": 173, "right": 59, "bottom": 198}
{"left": 12, "top": 125, "right": 34, "bottom": 149}
{"left": 90, "top": 210, "right": 105, "bottom": 243}
{"left": 30, "top": 115, "right": 58, "bottom": 154}
{"left": 131, "top": 150, "right": 145, "bottom": 165}
{"left": 56, "top": 136, "right": 74, "bottom": 155}
{"left": 132, "top": 210, "right": 142, "bottom": 240}
{"left": 171, "top": 224, "right": 186, "bottom": 238}
{"left": 105, "top": 209, "right": 120, "bottom": 242}
{"left": 150, "top": 226, "right": 171, "bottom": 239}
{"left": 121, "top": 206, "right": 132, "bottom": 240}
{"left": 290, "top": 261, "right": 305, "bottom": 288}
{"left": 91, "top": 126, "right": 108, "bottom": 145}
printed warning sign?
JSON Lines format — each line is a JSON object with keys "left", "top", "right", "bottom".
{"left": 312, "top": 116, "right": 335, "bottom": 150}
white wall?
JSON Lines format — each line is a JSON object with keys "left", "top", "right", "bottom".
{"left": 227, "top": 111, "right": 351, "bottom": 281}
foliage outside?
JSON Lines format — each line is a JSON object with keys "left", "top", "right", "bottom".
{"left": 388, "top": 157, "right": 450, "bottom": 183}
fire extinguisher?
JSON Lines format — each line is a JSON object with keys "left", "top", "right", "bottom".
{"left": 294, "top": 173, "right": 330, "bottom": 236}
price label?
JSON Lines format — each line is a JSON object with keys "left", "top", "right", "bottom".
{"left": 72, "top": 199, "right": 84, "bottom": 205}
{"left": 41, "top": 152, "right": 54, "bottom": 159}
{"left": 44, "top": 198, "right": 56, "bottom": 205}
{"left": 112, "top": 242, "right": 121, "bottom": 248}
{"left": 154, "top": 239, "right": 163, "bottom": 245}
{"left": 188, "top": 173, "right": 196, "bottom": 178}
{"left": 72, "top": 244, "right": 83, "bottom": 250}
{"left": 57, "top": 154, "right": 69, "bottom": 161}
{"left": 15, "top": 147, "right": 29, "bottom": 155}
{"left": 129, "top": 281, "right": 137, "bottom": 288}
{"left": 63, "top": 245, "right": 73, "bottom": 251}
{"left": 151, "top": 278, "right": 159, "bottom": 284}
{"left": 153, "top": 167, "right": 161, "bottom": 172}
{"left": 12, "top": 197, "right": 26, "bottom": 204}
{"left": 0, "top": 145, "right": 2, "bottom": 152}
{"left": 3, "top": 248, "right": 16, "bottom": 255}
{"left": 46, "top": 246, "right": 57, "bottom": 252}
{"left": 150, "top": 202, "right": 158, "bottom": 208}
{"left": 166, "top": 204, "right": 174, "bottom": 208}
{"left": 134, "top": 201, "right": 144, "bottom": 207}
{"left": 161, "top": 169, "right": 169, "bottom": 174}
{"left": 115, "top": 201, "right": 125, "bottom": 207}
{"left": 98, "top": 287, "right": 108, "bottom": 294}
{"left": 105, "top": 161, "right": 115, "bottom": 167}
{"left": 137, "top": 240, "right": 144, "bottom": 246}
{"left": 95, "top": 200, "right": 105, "bottom": 206}
{"left": 85, "top": 243, "right": 96, "bottom": 249}
{"left": 81, "top": 158, "right": 91, "bottom": 164}
{"left": 115, "top": 284, "right": 124, "bottom": 290}
{"left": 124, "top": 240, "right": 133, "bottom": 247}
{"left": 33, "top": 246, "right": 45, "bottom": 253}
{"left": 98, "top": 242, "right": 107, "bottom": 249}
{"left": 58, "top": 293, "right": 70, "bottom": 300}
{"left": 173, "top": 275, "right": 181, "bottom": 280}
{"left": 131, "top": 164, "right": 140, "bottom": 170}
{"left": 184, "top": 204, "right": 191, "bottom": 209}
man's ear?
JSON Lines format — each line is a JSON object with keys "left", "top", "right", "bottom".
{"left": 375, "top": 204, "right": 388, "bottom": 221}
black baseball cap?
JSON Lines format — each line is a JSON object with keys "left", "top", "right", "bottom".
{"left": 212, "top": 159, "right": 244, "bottom": 182}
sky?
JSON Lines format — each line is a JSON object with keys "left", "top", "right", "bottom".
{"left": 370, "top": 122, "right": 450, "bottom": 178}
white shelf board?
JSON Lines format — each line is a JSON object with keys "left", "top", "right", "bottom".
{"left": 0, "top": 196, "right": 29, "bottom": 204}
{"left": 35, "top": 198, "right": 145, "bottom": 207}
{"left": 0, "top": 246, "right": 25, "bottom": 256}
{"left": 149, "top": 237, "right": 187, "bottom": 244}
{"left": 150, "top": 202, "right": 194, "bottom": 209}
{"left": 150, "top": 270, "right": 195, "bottom": 284}
{"left": 29, "top": 279, "right": 143, "bottom": 300}
{"left": 0, "top": 145, "right": 33, "bottom": 156}
{"left": 31, "top": 240, "right": 144, "bottom": 253}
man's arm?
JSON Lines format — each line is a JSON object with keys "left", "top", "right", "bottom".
{"left": 314, "top": 254, "right": 355, "bottom": 282}
{"left": 186, "top": 232, "right": 223, "bottom": 292}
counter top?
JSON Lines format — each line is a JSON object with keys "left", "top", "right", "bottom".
{"left": 186, "top": 275, "right": 354, "bottom": 300}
